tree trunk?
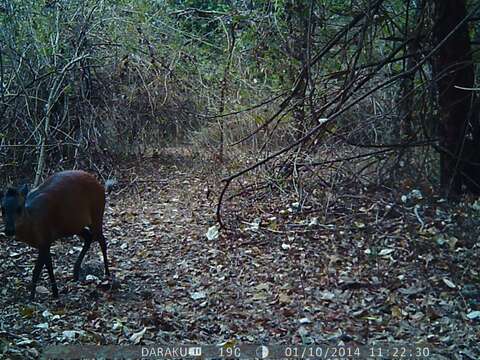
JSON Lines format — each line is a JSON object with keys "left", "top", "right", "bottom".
{"left": 397, "top": 0, "right": 424, "bottom": 141}
{"left": 286, "top": 0, "right": 311, "bottom": 139}
{"left": 433, "top": 0, "right": 474, "bottom": 195}
{"left": 216, "top": 20, "right": 236, "bottom": 164}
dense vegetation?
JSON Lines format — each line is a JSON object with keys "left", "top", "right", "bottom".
{"left": 0, "top": 1, "right": 477, "bottom": 190}
{"left": 0, "top": 0, "right": 479, "bottom": 358}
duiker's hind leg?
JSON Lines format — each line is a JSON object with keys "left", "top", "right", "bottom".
{"left": 98, "top": 233, "right": 110, "bottom": 277}
{"left": 73, "top": 228, "right": 92, "bottom": 281}
{"left": 91, "top": 205, "right": 110, "bottom": 277}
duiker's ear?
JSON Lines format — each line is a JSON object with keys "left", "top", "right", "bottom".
{"left": 19, "top": 184, "right": 29, "bottom": 198}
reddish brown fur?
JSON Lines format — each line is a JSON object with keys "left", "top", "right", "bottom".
{"left": 15, "top": 170, "right": 106, "bottom": 248}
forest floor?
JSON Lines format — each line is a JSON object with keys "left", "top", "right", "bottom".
{"left": 0, "top": 150, "right": 479, "bottom": 359}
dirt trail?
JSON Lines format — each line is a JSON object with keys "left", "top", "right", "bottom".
{"left": 0, "top": 156, "right": 478, "bottom": 358}
{"left": 0, "top": 158, "right": 326, "bottom": 351}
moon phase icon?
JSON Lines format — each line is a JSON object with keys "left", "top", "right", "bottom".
{"left": 255, "top": 345, "right": 269, "bottom": 359}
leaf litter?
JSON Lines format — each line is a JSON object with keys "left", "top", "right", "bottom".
{"left": 0, "top": 155, "right": 479, "bottom": 358}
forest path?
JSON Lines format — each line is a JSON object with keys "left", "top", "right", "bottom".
{"left": 100, "top": 157, "right": 321, "bottom": 343}
{"left": 0, "top": 155, "right": 478, "bottom": 357}
{"left": 1, "top": 155, "right": 317, "bottom": 349}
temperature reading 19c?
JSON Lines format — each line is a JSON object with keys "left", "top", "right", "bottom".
{"left": 219, "top": 346, "right": 241, "bottom": 358}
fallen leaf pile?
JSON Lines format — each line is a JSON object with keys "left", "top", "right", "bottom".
{"left": 0, "top": 154, "right": 479, "bottom": 359}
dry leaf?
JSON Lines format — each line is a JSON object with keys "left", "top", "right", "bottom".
{"left": 278, "top": 293, "right": 291, "bottom": 304}
{"left": 442, "top": 278, "right": 456, "bottom": 289}
{"left": 190, "top": 291, "right": 206, "bottom": 300}
{"left": 130, "top": 327, "right": 147, "bottom": 344}
{"left": 206, "top": 226, "right": 219, "bottom": 240}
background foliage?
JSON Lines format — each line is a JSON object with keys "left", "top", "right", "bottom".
{"left": 0, "top": 0, "right": 479, "bottom": 190}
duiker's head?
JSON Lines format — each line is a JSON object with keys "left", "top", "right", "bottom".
{"left": 1, "top": 184, "right": 28, "bottom": 236}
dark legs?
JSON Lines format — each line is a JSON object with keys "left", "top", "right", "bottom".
{"left": 31, "top": 246, "right": 58, "bottom": 300}
{"left": 73, "top": 228, "right": 93, "bottom": 281}
{"left": 98, "top": 234, "right": 110, "bottom": 277}
{"left": 74, "top": 228, "right": 109, "bottom": 281}
{"left": 29, "top": 228, "right": 109, "bottom": 299}
{"left": 45, "top": 250, "right": 59, "bottom": 298}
